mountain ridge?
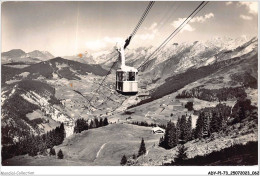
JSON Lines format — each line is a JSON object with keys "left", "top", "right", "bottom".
{"left": 1, "top": 36, "right": 258, "bottom": 166}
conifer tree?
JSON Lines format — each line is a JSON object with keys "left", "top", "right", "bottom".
{"left": 120, "top": 155, "right": 127, "bottom": 165}
{"left": 209, "top": 112, "right": 222, "bottom": 134}
{"left": 38, "top": 135, "right": 47, "bottom": 154}
{"left": 175, "top": 144, "right": 188, "bottom": 163}
{"left": 186, "top": 115, "right": 192, "bottom": 141}
{"left": 168, "top": 122, "right": 177, "bottom": 148}
{"left": 162, "top": 121, "right": 172, "bottom": 149}
{"left": 159, "top": 136, "right": 165, "bottom": 147}
{"left": 231, "top": 99, "right": 253, "bottom": 124}
{"left": 57, "top": 149, "right": 64, "bottom": 159}
{"left": 165, "top": 121, "right": 172, "bottom": 148}
{"left": 94, "top": 118, "right": 99, "bottom": 128}
{"left": 180, "top": 115, "right": 187, "bottom": 142}
{"left": 28, "top": 135, "right": 38, "bottom": 156}
{"left": 238, "top": 106, "right": 246, "bottom": 122}
{"left": 53, "top": 126, "right": 60, "bottom": 146}
{"left": 195, "top": 112, "right": 204, "bottom": 139}
{"left": 46, "top": 131, "right": 52, "bottom": 148}
{"left": 132, "top": 154, "right": 136, "bottom": 159}
{"left": 50, "top": 148, "right": 56, "bottom": 156}
{"left": 74, "top": 119, "right": 88, "bottom": 133}
{"left": 89, "top": 120, "right": 94, "bottom": 129}
{"left": 176, "top": 118, "right": 181, "bottom": 143}
{"left": 59, "top": 123, "right": 66, "bottom": 144}
{"left": 104, "top": 118, "right": 109, "bottom": 126}
{"left": 185, "top": 102, "right": 194, "bottom": 111}
{"left": 138, "top": 138, "right": 146, "bottom": 157}
{"left": 99, "top": 118, "right": 104, "bottom": 127}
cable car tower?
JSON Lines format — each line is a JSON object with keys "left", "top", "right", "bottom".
{"left": 116, "top": 37, "right": 138, "bottom": 95}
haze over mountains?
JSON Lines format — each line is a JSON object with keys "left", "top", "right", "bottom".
{"left": 1, "top": 36, "right": 258, "bottom": 165}
{"left": 2, "top": 49, "right": 54, "bottom": 65}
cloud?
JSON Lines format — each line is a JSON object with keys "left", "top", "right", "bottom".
{"left": 85, "top": 36, "right": 124, "bottom": 51}
{"left": 171, "top": 13, "right": 214, "bottom": 32}
{"left": 136, "top": 22, "right": 158, "bottom": 40}
{"left": 238, "top": 2, "right": 258, "bottom": 15}
{"left": 85, "top": 40, "right": 107, "bottom": 51}
{"left": 103, "top": 36, "right": 124, "bottom": 44}
{"left": 240, "top": 14, "right": 253, "bottom": 20}
{"left": 191, "top": 13, "right": 214, "bottom": 23}
{"left": 149, "top": 22, "right": 158, "bottom": 30}
{"left": 225, "top": 2, "right": 233, "bottom": 6}
{"left": 85, "top": 23, "right": 159, "bottom": 51}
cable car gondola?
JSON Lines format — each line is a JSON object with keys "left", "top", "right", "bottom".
{"left": 116, "top": 40, "right": 138, "bottom": 95}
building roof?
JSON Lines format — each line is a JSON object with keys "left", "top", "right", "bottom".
{"left": 152, "top": 127, "right": 165, "bottom": 132}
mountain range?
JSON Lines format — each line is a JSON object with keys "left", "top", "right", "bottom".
{"left": 1, "top": 36, "right": 258, "bottom": 165}
{"left": 2, "top": 49, "right": 54, "bottom": 65}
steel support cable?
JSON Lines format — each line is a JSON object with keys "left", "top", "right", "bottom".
{"left": 87, "top": 61, "right": 118, "bottom": 107}
{"left": 137, "top": 1, "right": 206, "bottom": 70}
{"left": 156, "top": 2, "right": 182, "bottom": 37}
{"left": 150, "top": 1, "right": 209, "bottom": 60}
{"left": 88, "top": 2, "right": 209, "bottom": 113}
{"left": 131, "top": 1, "right": 155, "bottom": 37}
{"left": 137, "top": 1, "right": 208, "bottom": 70}
{"left": 86, "top": 2, "right": 155, "bottom": 111}
{"left": 72, "top": 90, "right": 98, "bottom": 109}
{"left": 133, "top": 2, "right": 181, "bottom": 53}
{"left": 132, "top": 2, "right": 182, "bottom": 62}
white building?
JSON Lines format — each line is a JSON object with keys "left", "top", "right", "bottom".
{"left": 152, "top": 127, "right": 165, "bottom": 134}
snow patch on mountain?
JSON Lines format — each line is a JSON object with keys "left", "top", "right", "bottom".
{"left": 19, "top": 72, "right": 30, "bottom": 78}
{"left": 204, "top": 57, "right": 216, "bottom": 66}
{"left": 55, "top": 62, "right": 68, "bottom": 70}
{"left": 232, "top": 41, "right": 256, "bottom": 58}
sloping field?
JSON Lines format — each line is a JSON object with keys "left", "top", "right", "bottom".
{"left": 3, "top": 124, "right": 162, "bottom": 166}
{"left": 2, "top": 155, "right": 85, "bottom": 166}
{"left": 55, "top": 123, "right": 162, "bottom": 165}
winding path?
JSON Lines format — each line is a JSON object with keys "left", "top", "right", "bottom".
{"left": 95, "top": 142, "right": 108, "bottom": 160}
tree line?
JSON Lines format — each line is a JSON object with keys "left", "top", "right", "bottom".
{"left": 194, "top": 99, "right": 256, "bottom": 139}
{"left": 160, "top": 98, "right": 256, "bottom": 151}
{"left": 229, "top": 98, "right": 257, "bottom": 124}
{"left": 194, "top": 103, "right": 231, "bottom": 139}
{"left": 159, "top": 115, "right": 192, "bottom": 149}
{"left": 130, "top": 121, "right": 166, "bottom": 129}
{"left": 2, "top": 123, "right": 66, "bottom": 162}
{"left": 159, "top": 103, "right": 233, "bottom": 150}
{"left": 176, "top": 87, "right": 247, "bottom": 102}
{"left": 74, "top": 117, "right": 109, "bottom": 134}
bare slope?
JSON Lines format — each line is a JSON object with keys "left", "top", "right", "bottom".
{"left": 3, "top": 124, "right": 162, "bottom": 166}
{"left": 54, "top": 123, "right": 162, "bottom": 165}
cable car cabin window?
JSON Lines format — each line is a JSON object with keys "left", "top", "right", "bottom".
{"left": 122, "top": 72, "right": 127, "bottom": 81}
{"left": 128, "top": 72, "right": 135, "bottom": 81}
{"left": 117, "top": 72, "right": 127, "bottom": 81}
{"left": 119, "top": 72, "right": 122, "bottom": 81}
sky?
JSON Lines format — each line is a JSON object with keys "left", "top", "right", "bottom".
{"left": 1, "top": 1, "right": 258, "bottom": 56}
